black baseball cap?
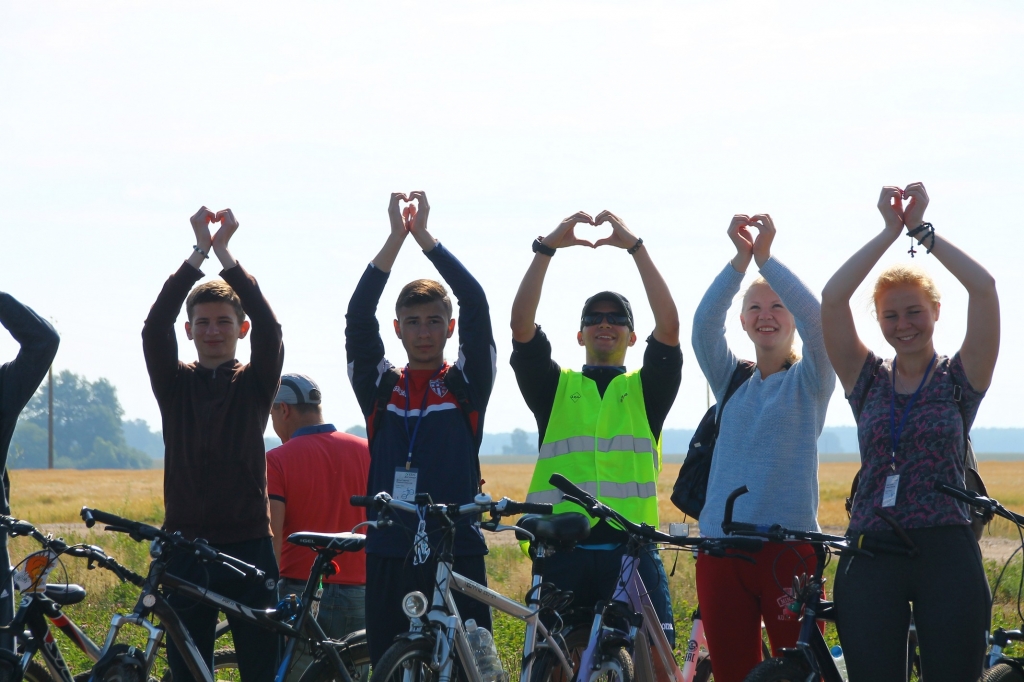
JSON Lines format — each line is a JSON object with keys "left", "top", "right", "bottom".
{"left": 581, "top": 291, "right": 634, "bottom": 331}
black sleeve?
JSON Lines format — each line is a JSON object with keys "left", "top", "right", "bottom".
{"left": 639, "top": 334, "right": 683, "bottom": 441}
{"left": 509, "top": 326, "right": 561, "bottom": 446}
{"left": 344, "top": 264, "right": 393, "bottom": 421}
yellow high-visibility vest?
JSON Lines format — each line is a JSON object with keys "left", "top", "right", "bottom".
{"left": 525, "top": 368, "right": 661, "bottom": 527}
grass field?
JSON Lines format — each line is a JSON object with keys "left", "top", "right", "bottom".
{"left": 7, "top": 463, "right": 1024, "bottom": 676}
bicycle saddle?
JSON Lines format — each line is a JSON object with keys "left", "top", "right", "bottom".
{"left": 516, "top": 513, "right": 591, "bottom": 549}
{"left": 44, "top": 584, "right": 87, "bottom": 606}
{"left": 287, "top": 531, "right": 366, "bottom": 553}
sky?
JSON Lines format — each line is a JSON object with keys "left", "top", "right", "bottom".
{"left": 1, "top": 1, "right": 1022, "bottom": 437}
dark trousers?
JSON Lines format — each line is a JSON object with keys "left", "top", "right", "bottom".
{"left": 165, "top": 536, "right": 280, "bottom": 682}
{"left": 366, "top": 554, "right": 491, "bottom": 666}
{"left": 544, "top": 545, "right": 675, "bottom": 648}
{"left": 834, "top": 524, "right": 990, "bottom": 682}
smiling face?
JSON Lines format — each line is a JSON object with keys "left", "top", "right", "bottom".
{"left": 394, "top": 300, "right": 456, "bottom": 369}
{"left": 185, "top": 301, "right": 250, "bottom": 368}
{"left": 577, "top": 301, "right": 637, "bottom": 366}
{"left": 876, "top": 283, "right": 940, "bottom": 355}
{"left": 739, "top": 282, "right": 796, "bottom": 355}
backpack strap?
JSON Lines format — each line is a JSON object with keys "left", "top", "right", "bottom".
{"left": 370, "top": 367, "right": 402, "bottom": 442}
{"left": 715, "top": 360, "right": 757, "bottom": 431}
{"left": 946, "top": 364, "right": 972, "bottom": 466}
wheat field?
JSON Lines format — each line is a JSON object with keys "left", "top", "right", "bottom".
{"left": 9, "top": 461, "right": 1024, "bottom": 530}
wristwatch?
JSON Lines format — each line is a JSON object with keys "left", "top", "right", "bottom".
{"left": 532, "top": 237, "right": 556, "bottom": 257}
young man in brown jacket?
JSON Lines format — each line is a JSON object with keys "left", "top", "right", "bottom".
{"left": 142, "top": 207, "right": 284, "bottom": 682}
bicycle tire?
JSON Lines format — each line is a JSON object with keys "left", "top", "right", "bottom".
{"left": 983, "top": 663, "right": 1024, "bottom": 682}
{"left": 743, "top": 657, "right": 810, "bottom": 682}
{"left": 159, "top": 648, "right": 239, "bottom": 681}
{"left": 530, "top": 623, "right": 632, "bottom": 682}
{"left": 369, "top": 638, "right": 445, "bottom": 682}
{"left": 0, "top": 650, "right": 54, "bottom": 682}
{"left": 296, "top": 636, "right": 371, "bottom": 682}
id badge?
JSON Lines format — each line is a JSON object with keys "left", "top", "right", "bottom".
{"left": 393, "top": 467, "right": 419, "bottom": 502}
{"left": 882, "top": 474, "right": 900, "bottom": 508}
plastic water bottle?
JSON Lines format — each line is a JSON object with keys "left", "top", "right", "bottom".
{"left": 465, "top": 619, "right": 507, "bottom": 682}
{"left": 830, "top": 645, "right": 848, "bottom": 682}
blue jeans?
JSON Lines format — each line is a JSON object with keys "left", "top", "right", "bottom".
{"left": 279, "top": 579, "right": 367, "bottom": 682}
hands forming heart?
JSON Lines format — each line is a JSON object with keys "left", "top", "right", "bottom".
{"left": 190, "top": 206, "right": 239, "bottom": 251}
{"left": 389, "top": 191, "right": 430, "bottom": 236}
{"left": 878, "top": 182, "right": 929, "bottom": 232}
{"left": 727, "top": 213, "right": 776, "bottom": 269}
{"left": 543, "top": 210, "right": 640, "bottom": 251}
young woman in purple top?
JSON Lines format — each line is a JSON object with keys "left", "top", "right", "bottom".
{"left": 821, "top": 183, "right": 999, "bottom": 682}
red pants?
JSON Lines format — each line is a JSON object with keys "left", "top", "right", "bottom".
{"left": 695, "top": 542, "right": 820, "bottom": 682}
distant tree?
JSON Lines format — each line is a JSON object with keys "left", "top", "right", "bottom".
{"left": 502, "top": 428, "right": 535, "bottom": 455}
{"left": 123, "top": 418, "right": 166, "bottom": 459}
{"left": 11, "top": 370, "right": 151, "bottom": 469}
{"left": 345, "top": 425, "right": 367, "bottom": 438}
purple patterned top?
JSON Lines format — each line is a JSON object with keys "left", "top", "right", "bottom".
{"left": 847, "top": 352, "right": 985, "bottom": 531}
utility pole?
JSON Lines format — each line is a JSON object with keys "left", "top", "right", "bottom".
{"left": 47, "top": 366, "right": 53, "bottom": 470}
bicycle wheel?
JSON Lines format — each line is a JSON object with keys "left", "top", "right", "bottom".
{"left": 743, "top": 657, "right": 810, "bottom": 682}
{"left": 530, "top": 624, "right": 632, "bottom": 682}
{"left": 983, "top": 663, "right": 1024, "bottom": 682}
{"left": 159, "top": 648, "right": 239, "bottom": 681}
{"left": 297, "top": 635, "right": 371, "bottom": 682}
{"left": 0, "top": 650, "right": 54, "bottom": 682}
{"left": 369, "top": 638, "right": 441, "bottom": 682}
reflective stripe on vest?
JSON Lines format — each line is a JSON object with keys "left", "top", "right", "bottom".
{"left": 526, "top": 368, "right": 661, "bottom": 528}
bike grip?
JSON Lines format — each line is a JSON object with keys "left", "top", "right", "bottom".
{"left": 350, "top": 495, "right": 375, "bottom": 508}
{"left": 722, "top": 486, "right": 749, "bottom": 528}
{"left": 548, "top": 474, "right": 590, "bottom": 501}
{"left": 81, "top": 507, "right": 96, "bottom": 528}
{"left": 503, "top": 501, "right": 553, "bottom": 516}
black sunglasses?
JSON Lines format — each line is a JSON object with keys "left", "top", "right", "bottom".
{"left": 582, "top": 312, "right": 630, "bottom": 327}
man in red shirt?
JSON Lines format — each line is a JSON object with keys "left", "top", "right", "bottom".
{"left": 267, "top": 373, "right": 370, "bottom": 681}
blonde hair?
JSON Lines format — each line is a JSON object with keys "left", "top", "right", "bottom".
{"left": 742, "top": 277, "right": 801, "bottom": 367}
{"left": 872, "top": 264, "right": 941, "bottom": 314}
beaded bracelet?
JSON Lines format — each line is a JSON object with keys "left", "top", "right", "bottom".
{"left": 906, "top": 223, "right": 935, "bottom": 258}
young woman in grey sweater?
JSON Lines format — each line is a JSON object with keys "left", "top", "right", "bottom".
{"left": 691, "top": 214, "right": 836, "bottom": 682}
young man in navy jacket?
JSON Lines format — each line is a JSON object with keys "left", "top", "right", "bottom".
{"left": 346, "top": 192, "right": 496, "bottom": 665}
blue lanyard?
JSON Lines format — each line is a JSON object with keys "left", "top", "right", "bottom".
{"left": 889, "top": 353, "right": 937, "bottom": 471}
{"left": 403, "top": 366, "right": 443, "bottom": 470}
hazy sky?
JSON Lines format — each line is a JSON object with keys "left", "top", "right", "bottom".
{"left": 1, "top": 2, "right": 1021, "bottom": 437}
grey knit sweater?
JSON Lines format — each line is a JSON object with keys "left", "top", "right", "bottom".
{"left": 692, "top": 257, "right": 836, "bottom": 538}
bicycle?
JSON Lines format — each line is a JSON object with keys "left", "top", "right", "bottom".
{"left": 720, "top": 485, "right": 918, "bottom": 682}
{"left": 355, "top": 490, "right": 585, "bottom": 682}
{"left": 78, "top": 507, "right": 369, "bottom": 682}
{"left": 935, "top": 482, "right": 1024, "bottom": 682}
{"left": 541, "top": 473, "right": 765, "bottom": 682}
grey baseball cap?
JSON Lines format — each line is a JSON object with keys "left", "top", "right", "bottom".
{"left": 581, "top": 291, "right": 634, "bottom": 331}
{"left": 275, "top": 373, "right": 322, "bottom": 405}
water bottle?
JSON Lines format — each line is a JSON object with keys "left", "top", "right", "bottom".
{"left": 830, "top": 645, "right": 848, "bottom": 682}
{"left": 465, "top": 619, "right": 507, "bottom": 682}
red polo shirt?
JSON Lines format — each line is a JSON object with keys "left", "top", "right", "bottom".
{"left": 267, "top": 425, "right": 369, "bottom": 584}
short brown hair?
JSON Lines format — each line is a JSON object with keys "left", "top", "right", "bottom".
{"left": 873, "top": 264, "right": 941, "bottom": 314}
{"left": 395, "top": 279, "right": 452, "bottom": 318}
{"left": 186, "top": 280, "right": 246, "bottom": 323}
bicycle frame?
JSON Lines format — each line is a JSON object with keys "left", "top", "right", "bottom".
{"left": 577, "top": 552, "right": 683, "bottom": 682}
{"left": 410, "top": 543, "right": 573, "bottom": 682}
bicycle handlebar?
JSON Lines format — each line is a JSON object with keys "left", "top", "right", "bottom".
{"left": 62, "top": 544, "right": 147, "bottom": 587}
{"left": 934, "top": 481, "right": 1024, "bottom": 526}
{"left": 81, "top": 507, "right": 264, "bottom": 582}
{"left": 350, "top": 493, "right": 553, "bottom": 520}
{"left": 549, "top": 474, "right": 763, "bottom": 556}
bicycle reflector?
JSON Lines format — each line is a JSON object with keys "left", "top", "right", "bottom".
{"left": 402, "top": 591, "right": 429, "bottom": 618}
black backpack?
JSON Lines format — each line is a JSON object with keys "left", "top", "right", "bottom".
{"left": 671, "top": 360, "right": 756, "bottom": 519}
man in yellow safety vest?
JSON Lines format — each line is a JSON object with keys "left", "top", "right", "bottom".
{"left": 509, "top": 209, "right": 682, "bottom": 646}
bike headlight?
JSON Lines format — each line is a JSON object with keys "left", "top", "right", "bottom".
{"left": 401, "top": 591, "right": 429, "bottom": 619}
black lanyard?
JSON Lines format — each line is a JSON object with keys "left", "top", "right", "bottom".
{"left": 889, "top": 353, "right": 937, "bottom": 471}
{"left": 403, "top": 366, "right": 443, "bottom": 470}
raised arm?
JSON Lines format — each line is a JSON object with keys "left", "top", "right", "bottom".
{"left": 901, "top": 183, "right": 999, "bottom": 390}
{"left": 510, "top": 211, "right": 595, "bottom": 343}
{"left": 594, "top": 210, "right": 680, "bottom": 347}
{"left": 0, "top": 294, "right": 60, "bottom": 419}
{"left": 371, "top": 193, "right": 414, "bottom": 273}
{"left": 821, "top": 187, "right": 904, "bottom": 395}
